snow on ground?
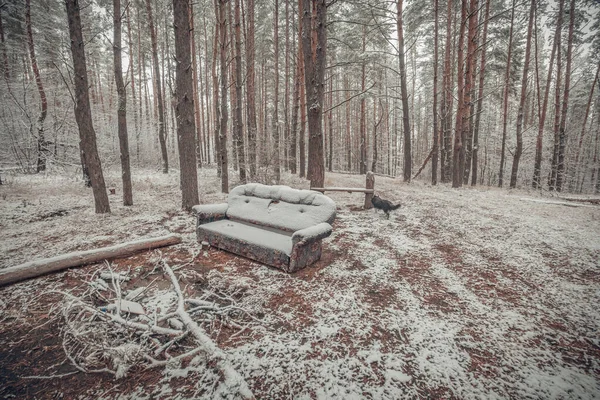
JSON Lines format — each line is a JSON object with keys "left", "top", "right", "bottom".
{"left": 0, "top": 168, "right": 599, "bottom": 399}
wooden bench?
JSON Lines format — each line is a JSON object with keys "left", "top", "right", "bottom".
{"left": 311, "top": 171, "right": 375, "bottom": 209}
{"left": 193, "top": 183, "right": 337, "bottom": 273}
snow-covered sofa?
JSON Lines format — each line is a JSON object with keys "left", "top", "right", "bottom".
{"left": 193, "top": 183, "right": 336, "bottom": 272}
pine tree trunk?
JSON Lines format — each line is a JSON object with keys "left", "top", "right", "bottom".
{"left": 298, "top": 0, "right": 306, "bottom": 179}
{"left": 572, "top": 64, "right": 599, "bottom": 187}
{"left": 113, "top": 0, "right": 133, "bottom": 206}
{"left": 549, "top": 0, "right": 564, "bottom": 190}
{"left": 284, "top": 0, "right": 291, "bottom": 171}
{"left": 125, "top": 5, "right": 139, "bottom": 163}
{"left": 65, "top": 0, "right": 110, "bottom": 214}
{"left": 556, "top": 0, "right": 576, "bottom": 192}
{"left": 173, "top": 0, "right": 199, "bottom": 210}
{"left": 234, "top": 0, "right": 246, "bottom": 182}
{"left": 245, "top": 0, "right": 257, "bottom": 178}
{"left": 212, "top": 17, "right": 221, "bottom": 176}
{"left": 452, "top": 0, "right": 467, "bottom": 188}
{"left": 359, "top": 26, "right": 367, "bottom": 175}
{"left": 25, "top": 0, "right": 47, "bottom": 173}
{"left": 290, "top": 33, "right": 299, "bottom": 174}
{"left": 472, "top": 0, "right": 490, "bottom": 186}
{"left": 431, "top": 0, "right": 439, "bottom": 185}
{"left": 463, "top": 0, "right": 479, "bottom": 186}
{"left": 509, "top": 0, "right": 535, "bottom": 188}
{"left": 145, "top": 0, "right": 168, "bottom": 173}
{"left": 440, "top": 0, "right": 453, "bottom": 183}
{"left": 273, "top": 0, "right": 280, "bottom": 182}
{"left": 189, "top": 1, "right": 203, "bottom": 167}
{"left": 218, "top": 0, "right": 229, "bottom": 193}
{"left": 498, "top": 0, "right": 515, "bottom": 187}
{"left": 397, "top": 0, "right": 411, "bottom": 182}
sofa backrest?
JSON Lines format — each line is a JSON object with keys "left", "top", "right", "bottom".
{"left": 227, "top": 183, "right": 336, "bottom": 232}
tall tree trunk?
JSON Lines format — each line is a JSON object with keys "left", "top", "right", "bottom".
{"left": 125, "top": 5, "right": 139, "bottom": 163}
{"left": 290, "top": 32, "right": 299, "bottom": 174}
{"left": 573, "top": 64, "right": 599, "bottom": 187}
{"left": 245, "top": 0, "right": 257, "bottom": 178}
{"left": 113, "top": 0, "right": 133, "bottom": 206}
{"left": 498, "top": 0, "right": 515, "bottom": 187}
{"left": 472, "top": 0, "right": 490, "bottom": 186}
{"left": 145, "top": 0, "right": 169, "bottom": 173}
{"left": 549, "top": 0, "right": 564, "bottom": 191}
{"left": 284, "top": 0, "right": 291, "bottom": 171}
{"left": 65, "top": 0, "right": 110, "bottom": 214}
{"left": 234, "top": 0, "right": 246, "bottom": 182}
{"left": 440, "top": 0, "right": 453, "bottom": 183}
{"left": 397, "top": 0, "right": 411, "bottom": 182}
{"left": 359, "top": 26, "right": 367, "bottom": 175}
{"left": 212, "top": 16, "right": 221, "bottom": 176}
{"left": 189, "top": 1, "right": 203, "bottom": 166}
{"left": 431, "top": 0, "right": 439, "bottom": 185}
{"left": 509, "top": 0, "right": 535, "bottom": 188}
{"left": 462, "top": 0, "right": 479, "bottom": 185}
{"left": 532, "top": 6, "right": 558, "bottom": 189}
{"left": 556, "top": 0, "right": 576, "bottom": 192}
{"left": 218, "top": 0, "right": 229, "bottom": 193}
{"left": 301, "top": 0, "right": 326, "bottom": 187}
{"left": 25, "top": 0, "right": 48, "bottom": 173}
{"left": 173, "top": 0, "right": 200, "bottom": 210}
{"left": 298, "top": 0, "right": 306, "bottom": 179}
{"left": 452, "top": 0, "right": 468, "bottom": 188}
{"left": 273, "top": 0, "right": 280, "bottom": 182}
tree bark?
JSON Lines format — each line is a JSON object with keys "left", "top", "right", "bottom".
{"left": 245, "top": 0, "right": 257, "bottom": 178}
{"left": 173, "top": 0, "right": 200, "bottom": 210}
{"left": 431, "top": 0, "right": 439, "bottom": 185}
{"left": 498, "top": 0, "right": 515, "bottom": 188}
{"left": 290, "top": 32, "right": 299, "bottom": 174}
{"left": 573, "top": 64, "right": 600, "bottom": 188}
{"left": 556, "top": 0, "right": 576, "bottom": 192}
{"left": 145, "top": 0, "right": 169, "bottom": 173}
{"left": 25, "top": 0, "right": 48, "bottom": 173}
{"left": 0, "top": 235, "right": 182, "bottom": 287}
{"left": 549, "top": 0, "right": 564, "bottom": 191}
{"left": 189, "top": 1, "right": 204, "bottom": 167}
{"left": 471, "top": 0, "right": 490, "bottom": 186}
{"left": 452, "top": 0, "right": 467, "bottom": 188}
{"left": 298, "top": 0, "right": 306, "bottom": 178}
{"left": 234, "top": 0, "right": 246, "bottom": 183}
{"left": 397, "top": 0, "right": 411, "bottom": 182}
{"left": 301, "top": 0, "right": 326, "bottom": 187}
{"left": 273, "top": 0, "right": 281, "bottom": 182}
{"left": 0, "top": 8, "right": 9, "bottom": 80}
{"left": 125, "top": 5, "right": 140, "bottom": 162}
{"left": 113, "top": 0, "right": 133, "bottom": 206}
{"left": 509, "top": 0, "right": 535, "bottom": 188}
{"left": 360, "top": 26, "right": 367, "bottom": 175}
{"left": 212, "top": 16, "right": 221, "bottom": 176}
{"left": 65, "top": 0, "right": 110, "bottom": 214}
{"left": 440, "top": 0, "right": 453, "bottom": 183}
{"left": 218, "top": 0, "right": 229, "bottom": 193}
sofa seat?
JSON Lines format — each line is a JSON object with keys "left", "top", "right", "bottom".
{"left": 199, "top": 219, "right": 293, "bottom": 268}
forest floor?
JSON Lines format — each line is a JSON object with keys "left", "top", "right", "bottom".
{"left": 0, "top": 168, "right": 599, "bottom": 399}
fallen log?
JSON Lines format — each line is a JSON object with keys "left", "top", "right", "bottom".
{"left": 0, "top": 234, "right": 182, "bottom": 287}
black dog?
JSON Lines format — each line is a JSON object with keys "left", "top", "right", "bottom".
{"left": 371, "top": 195, "right": 401, "bottom": 219}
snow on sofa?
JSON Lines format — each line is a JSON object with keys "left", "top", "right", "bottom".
{"left": 193, "top": 183, "right": 336, "bottom": 272}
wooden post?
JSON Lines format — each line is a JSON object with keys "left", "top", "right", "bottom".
{"left": 364, "top": 171, "right": 374, "bottom": 209}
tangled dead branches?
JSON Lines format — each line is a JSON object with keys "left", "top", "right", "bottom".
{"left": 58, "top": 257, "right": 258, "bottom": 399}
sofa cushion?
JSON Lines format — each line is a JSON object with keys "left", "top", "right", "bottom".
{"left": 226, "top": 184, "right": 336, "bottom": 232}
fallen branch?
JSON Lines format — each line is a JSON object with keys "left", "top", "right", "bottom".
{"left": 0, "top": 234, "right": 182, "bottom": 286}
{"left": 412, "top": 148, "right": 435, "bottom": 180}
{"left": 162, "top": 261, "right": 255, "bottom": 399}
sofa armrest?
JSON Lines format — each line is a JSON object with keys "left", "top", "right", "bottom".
{"left": 292, "top": 222, "right": 333, "bottom": 246}
{"left": 192, "top": 203, "right": 229, "bottom": 225}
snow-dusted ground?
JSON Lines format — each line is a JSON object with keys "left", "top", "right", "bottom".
{"left": 1, "top": 168, "right": 599, "bottom": 399}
